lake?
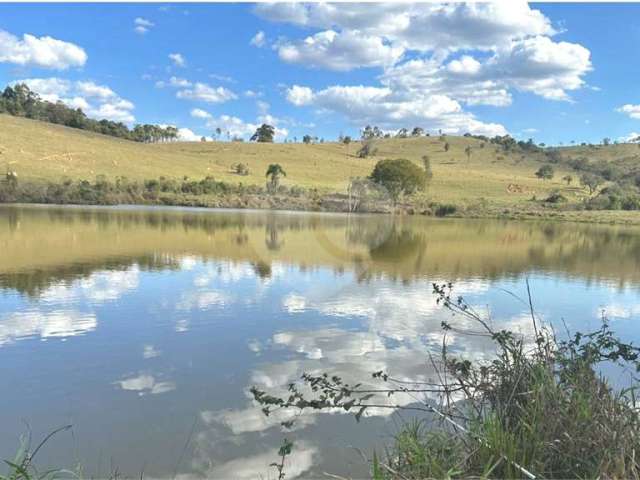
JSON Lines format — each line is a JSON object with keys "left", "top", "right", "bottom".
{"left": 1, "top": 204, "right": 640, "bottom": 479}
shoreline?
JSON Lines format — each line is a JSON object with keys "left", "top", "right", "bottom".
{"left": 3, "top": 198, "right": 640, "bottom": 227}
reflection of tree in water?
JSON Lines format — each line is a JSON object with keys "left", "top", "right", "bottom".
{"left": 0, "top": 255, "right": 180, "bottom": 298}
{"left": 265, "top": 218, "right": 283, "bottom": 251}
{"left": 345, "top": 216, "right": 395, "bottom": 251}
{"left": 369, "top": 228, "right": 425, "bottom": 263}
{"left": 252, "top": 261, "right": 272, "bottom": 280}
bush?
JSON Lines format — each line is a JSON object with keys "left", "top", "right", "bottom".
{"left": 544, "top": 190, "right": 567, "bottom": 203}
{"left": 433, "top": 203, "right": 457, "bottom": 217}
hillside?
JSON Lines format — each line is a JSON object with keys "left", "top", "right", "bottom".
{"left": 0, "top": 114, "right": 586, "bottom": 209}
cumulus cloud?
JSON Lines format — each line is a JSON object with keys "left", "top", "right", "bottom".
{"left": 190, "top": 108, "right": 212, "bottom": 119}
{"left": 257, "top": 2, "right": 591, "bottom": 133}
{"left": 277, "top": 29, "right": 404, "bottom": 71}
{"left": 285, "top": 83, "right": 506, "bottom": 136}
{"left": 169, "top": 52, "right": 186, "bottom": 67}
{"left": 15, "top": 77, "right": 136, "bottom": 123}
{"left": 134, "top": 17, "right": 154, "bottom": 35}
{"left": 255, "top": 3, "right": 554, "bottom": 52}
{"left": 249, "top": 30, "right": 266, "bottom": 48}
{"left": 194, "top": 113, "right": 288, "bottom": 141}
{"left": 176, "top": 82, "right": 237, "bottom": 103}
{"left": 0, "top": 29, "right": 87, "bottom": 69}
{"left": 617, "top": 104, "right": 640, "bottom": 120}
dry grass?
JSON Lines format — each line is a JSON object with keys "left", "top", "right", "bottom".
{"left": 0, "top": 114, "right": 580, "bottom": 208}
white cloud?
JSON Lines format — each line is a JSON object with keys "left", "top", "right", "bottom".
{"left": 250, "top": 30, "right": 266, "bottom": 48}
{"left": 202, "top": 114, "right": 288, "bottom": 141}
{"left": 617, "top": 104, "right": 640, "bottom": 120}
{"left": 619, "top": 132, "right": 640, "bottom": 143}
{"left": 256, "top": 3, "right": 554, "bottom": 52}
{"left": 169, "top": 52, "right": 186, "bottom": 67}
{"left": 277, "top": 29, "right": 403, "bottom": 71}
{"left": 176, "top": 82, "right": 237, "bottom": 104}
{"left": 259, "top": 2, "right": 591, "bottom": 131}
{"left": 169, "top": 76, "right": 192, "bottom": 87}
{"left": 285, "top": 83, "right": 506, "bottom": 136}
{"left": 286, "top": 85, "right": 314, "bottom": 106}
{"left": 15, "top": 77, "right": 136, "bottom": 123}
{"left": 244, "top": 89, "right": 262, "bottom": 98}
{"left": 190, "top": 108, "right": 212, "bottom": 119}
{"left": 0, "top": 29, "right": 87, "bottom": 69}
{"left": 134, "top": 17, "right": 154, "bottom": 35}
{"left": 76, "top": 81, "right": 116, "bottom": 99}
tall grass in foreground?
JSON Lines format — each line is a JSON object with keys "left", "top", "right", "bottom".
{"left": 253, "top": 282, "right": 640, "bottom": 479}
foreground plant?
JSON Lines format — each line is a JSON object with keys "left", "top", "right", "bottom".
{"left": 252, "top": 282, "right": 640, "bottom": 479}
{"left": 1, "top": 425, "right": 76, "bottom": 480}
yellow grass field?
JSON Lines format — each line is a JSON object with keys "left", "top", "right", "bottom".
{"left": 0, "top": 114, "right": 587, "bottom": 208}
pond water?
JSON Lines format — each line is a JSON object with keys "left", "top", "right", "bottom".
{"left": 1, "top": 204, "right": 640, "bottom": 478}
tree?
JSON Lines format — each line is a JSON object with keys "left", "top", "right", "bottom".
{"left": 251, "top": 124, "right": 275, "bottom": 143}
{"left": 444, "top": 142, "right": 450, "bottom": 152}
{"left": 302, "top": 135, "right": 312, "bottom": 144}
{"left": 411, "top": 127, "right": 424, "bottom": 137}
{"left": 342, "top": 136, "right": 352, "bottom": 145}
{"left": 464, "top": 145, "right": 472, "bottom": 162}
{"left": 581, "top": 173, "right": 603, "bottom": 195}
{"left": 214, "top": 127, "right": 222, "bottom": 140}
{"left": 265, "top": 164, "right": 286, "bottom": 193}
{"left": 369, "top": 158, "right": 426, "bottom": 204}
{"left": 562, "top": 175, "right": 573, "bottom": 186}
{"left": 535, "top": 164, "right": 555, "bottom": 181}
{"left": 396, "top": 128, "right": 408, "bottom": 138}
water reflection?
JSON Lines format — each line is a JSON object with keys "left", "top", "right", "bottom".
{"left": 1, "top": 205, "right": 640, "bottom": 478}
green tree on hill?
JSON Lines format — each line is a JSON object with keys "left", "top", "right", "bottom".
{"left": 265, "top": 164, "right": 286, "bottom": 193}
{"left": 369, "top": 158, "right": 426, "bottom": 205}
{"left": 562, "top": 174, "right": 573, "bottom": 185}
{"left": 251, "top": 124, "right": 275, "bottom": 143}
{"left": 581, "top": 172, "right": 603, "bottom": 195}
{"left": 535, "top": 164, "right": 555, "bottom": 181}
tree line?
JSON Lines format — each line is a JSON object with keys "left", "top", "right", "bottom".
{"left": 0, "top": 83, "right": 178, "bottom": 143}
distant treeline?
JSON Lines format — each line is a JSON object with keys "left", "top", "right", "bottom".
{"left": 0, "top": 83, "right": 178, "bottom": 143}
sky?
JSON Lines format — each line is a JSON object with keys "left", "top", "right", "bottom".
{"left": 1, "top": 2, "right": 640, "bottom": 145}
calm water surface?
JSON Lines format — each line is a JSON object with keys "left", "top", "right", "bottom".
{"left": 1, "top": 204, "right": 640, "bottom": 478}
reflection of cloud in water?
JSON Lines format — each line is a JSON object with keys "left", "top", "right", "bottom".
{"left": 39, "top": 266, "right": 139, "bottom": 305}
{"left": 115, "top": 373, "right": 175, "bottom": 396}
{"left": 143, "top": 344, "right": 161, "bottom": 359}
{"left": 207, "top": 279, "right": 538, "bottom": 439}
{"left": 178, "top": 435, "right": 317, "bottom": 480}
{"left": 176, "top": 290, "right": 229, "bottom": 311}
{"left": 202, "top": 405, "right": 316, "bottom": 435}
{"left": 598, "top": 303, "right": 640, "bottom": 320}
{"left": 0, "top": 310, "right": 97, "bottom": 345}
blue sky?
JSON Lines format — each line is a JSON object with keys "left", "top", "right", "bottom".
{"left": 1, "top": 2, "right": 640, "bottom": 145}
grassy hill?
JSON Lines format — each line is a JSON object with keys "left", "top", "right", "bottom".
{"left": 2, "top": 114, "right": 640, "bottom": 222}
{"left": 1, "top": 114, "right": 578, "bottom": 207}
